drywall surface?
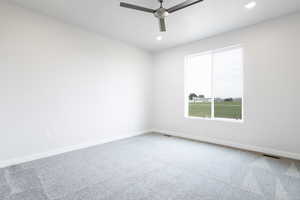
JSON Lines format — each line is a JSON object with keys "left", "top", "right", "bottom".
{"left": 0, "top": 2, "right": 152, "bottom": 165}
{"left": 152, "top": 13, "right": 300, "bottom": 158}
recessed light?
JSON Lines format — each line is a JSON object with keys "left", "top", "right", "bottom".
{"left": 245, "top": 1, "right": 256, "bottom": 9}
{"left": 156, "top": 36, "right": 162, "bottom": 41}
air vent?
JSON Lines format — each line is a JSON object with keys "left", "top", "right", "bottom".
{"left": 263, "top": 154, "right": 280, "bottom": 159}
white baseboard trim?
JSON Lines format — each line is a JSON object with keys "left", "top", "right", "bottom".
{"left": 0, "top": 130, "right": 151, "bottom": 168}
{"left": 152, "top": 129, "right": 300, "bottom": 160}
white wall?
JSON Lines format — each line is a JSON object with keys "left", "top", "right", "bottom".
{"left": 0, "top": 2, "right": 152, "bottom": 166}
{"left": 153, "top": 13, "right": 300, "bottom": 159}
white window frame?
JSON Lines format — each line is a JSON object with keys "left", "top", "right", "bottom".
{"left": 184, "top": 45, "right": 244, "bottom": 123}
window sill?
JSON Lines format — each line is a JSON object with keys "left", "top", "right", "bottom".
{"left": 185, "top": 116, "right": 244, "bottom": 123}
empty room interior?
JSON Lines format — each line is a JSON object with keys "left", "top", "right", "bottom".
{"left": 1, "top": 0, "right": 300, "bottom": 199}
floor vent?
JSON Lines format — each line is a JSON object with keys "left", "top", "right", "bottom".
{"left": 263, "top": 154, "right": 280, "bottom": 159}
{"left": 163, "top": 134, "right": 172, "bottom": 137}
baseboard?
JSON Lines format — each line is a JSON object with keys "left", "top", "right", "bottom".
{"left": 152, "top": 129, "right": 300, "bottom": 160}
{"left": 0, "top": 130, "right": 151, "bottom": 168}
{"left": 2, "top": 129, "right": 298, "bottom": 168}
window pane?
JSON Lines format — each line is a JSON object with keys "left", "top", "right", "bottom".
{"left": 213, "top": 48, "right": 243, "bottom": 120}
{"left": 186, "top": 54, "right": 212, "bottom": 118}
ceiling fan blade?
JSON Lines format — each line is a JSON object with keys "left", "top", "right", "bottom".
{"left": 167, "top": 0, "right": 204, "bottom": 13}
{"left": 159, "top": 18, "right": 166, "bottom": 32}
{"left": 120, "top": 2, "right": 155, "bottom": 13}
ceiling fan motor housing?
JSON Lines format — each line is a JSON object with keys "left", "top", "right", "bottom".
{"left": 154, "top": 7, "right": 169, "bottom": 19}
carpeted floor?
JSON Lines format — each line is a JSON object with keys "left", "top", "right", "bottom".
{"left": 1, "top": 133, "right": 300, "bottom": 200}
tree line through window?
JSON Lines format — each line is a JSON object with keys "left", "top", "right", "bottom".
{"left": 185, "top": 46, "right": 243, "bottom": 121}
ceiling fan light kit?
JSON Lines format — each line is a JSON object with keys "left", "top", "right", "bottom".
{"left": 120, "top": 0, "right": 204, "bottom": 32}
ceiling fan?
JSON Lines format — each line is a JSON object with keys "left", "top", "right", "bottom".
{"left": 120, "top": 0, "right": 204, "bottom": 32}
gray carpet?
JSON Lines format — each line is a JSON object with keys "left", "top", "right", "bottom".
{"left": 1, "top": 133, "right": 300, "bottom": 200}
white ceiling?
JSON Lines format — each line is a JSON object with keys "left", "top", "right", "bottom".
{"left": 5, "top": 0, "right": 300, "bottom": 51}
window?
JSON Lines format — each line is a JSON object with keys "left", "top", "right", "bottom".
{"left": 185, "top": 45, "right": 243, "bottom": 121}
